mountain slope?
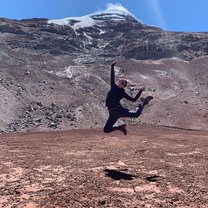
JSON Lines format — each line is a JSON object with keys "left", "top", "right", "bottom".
{"left": 0, "top": 4, "right": 207, "bottom": 133}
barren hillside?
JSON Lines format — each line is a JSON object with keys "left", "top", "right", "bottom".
{"left": 0, "top": 7, "right": 208, "bottom": 133}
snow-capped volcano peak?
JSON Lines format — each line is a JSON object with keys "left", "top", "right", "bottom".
{"left": 48, "top": 3, "right": 136, "bottom": 29}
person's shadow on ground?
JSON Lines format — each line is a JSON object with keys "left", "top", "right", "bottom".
{"left": 104, "top": 169, "right": 137, "bottom": 180}
{"left": 104, "top": 169, "right": 160, "bottom": 182}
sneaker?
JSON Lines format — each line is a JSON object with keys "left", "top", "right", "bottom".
{"left": 140, "top": 96, "right": 153, "bottom": 106}
{"left": 119, "top": 124, "right": 127, "bottom": 135}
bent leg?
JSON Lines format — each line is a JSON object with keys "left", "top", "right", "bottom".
{"left": 120, "top": 104, "right": 144, "bottom": 118}
{"left": 103, "top": 104, "right": 143, "bottom": 134}
{"left": 103, "top": 114, "right": 119, "bottom": 133}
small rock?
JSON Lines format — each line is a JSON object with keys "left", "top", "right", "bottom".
{"left": 98, "top": 200, "right": 106, "bottom": 206}
{"left": 25, "top": 71, "right": 30, "bottom": 75}
{"left": 49, "top": 122, "right": 57, "bottom": 128}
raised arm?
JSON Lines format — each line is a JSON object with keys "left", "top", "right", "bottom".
{"left": 110, "top": 60, "right": 117, "bottom": 87}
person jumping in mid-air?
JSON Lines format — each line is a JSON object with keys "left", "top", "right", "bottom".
{"left": 103, "top": 60, "right": 153, "bottom": 135}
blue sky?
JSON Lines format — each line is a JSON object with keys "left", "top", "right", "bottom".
{"left": 0, "top": 0, "right": 207, "bottom": 32}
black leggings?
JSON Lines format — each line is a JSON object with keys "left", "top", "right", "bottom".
{"left": 103, "top": 104, "right": 143, "bottom": 133}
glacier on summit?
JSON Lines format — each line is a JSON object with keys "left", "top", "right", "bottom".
{"left": 48, "top": 3, "right": 137, "bottom": 30}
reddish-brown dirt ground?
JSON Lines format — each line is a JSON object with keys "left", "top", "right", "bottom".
{"left": 0, "top": 125, "right": 208, "bottom": 208}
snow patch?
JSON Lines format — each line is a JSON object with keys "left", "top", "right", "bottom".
{"left": 99, "top": 42, "right": 108, "bottom": 48}
{"left": 140, "top": 74, "right": 152, "bottom": 80}
{"left": 99, "top": 30, "right": 106, "bottom": 35}
{"left": 144, "top": 60, "right": 162, "bottom": 65}
{"left": 171, "top": 57, "right": 189, "bottom": 62}
{"left": 83, "top": 32, "right": 93, "bottom": 40}
{"left": 48, "top": 65, "right": 86, "bottom": 79}
{"left": 48, "top": 3, "right": 136, "bottom": 29}
{"left": 48, "top": 15, "right": 95, "bottom": 30}
{"left": 154, "top": 70, "right": 168, "bottom": 77}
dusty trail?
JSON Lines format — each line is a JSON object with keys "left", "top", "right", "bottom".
{"left": 0, "top": 125, "right": 208, "bottom": 208}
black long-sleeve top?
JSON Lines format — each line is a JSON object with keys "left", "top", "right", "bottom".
{"left": 105, "top": 64, "right": 143, "bottom": 110}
